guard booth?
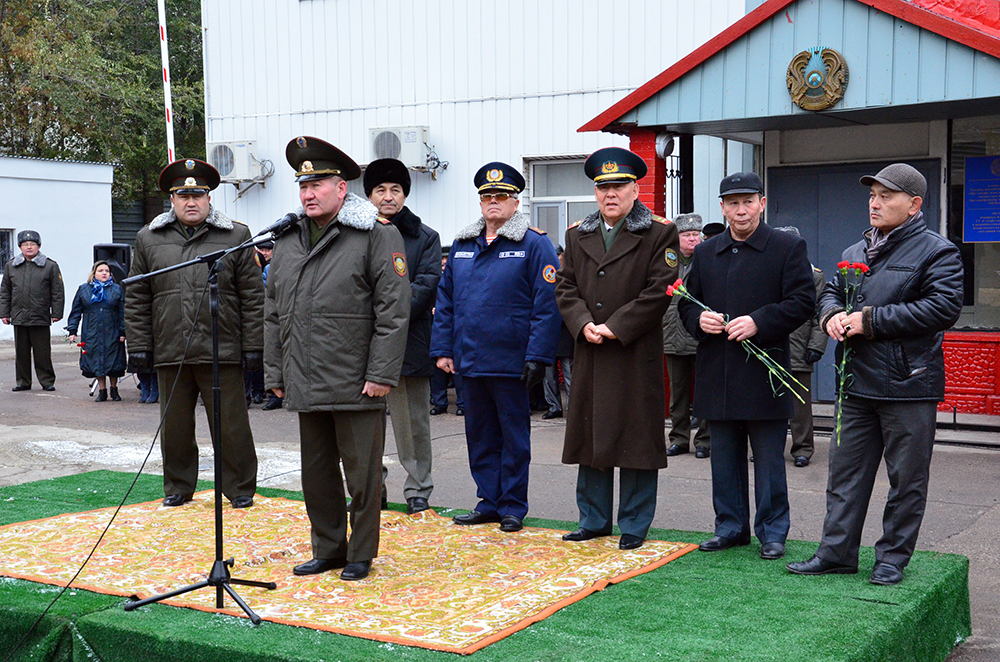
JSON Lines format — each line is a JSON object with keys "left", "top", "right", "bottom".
{"left": 582, "top": 0, "right": 1000, "bottom": 415}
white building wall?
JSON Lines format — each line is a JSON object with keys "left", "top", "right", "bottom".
{"left": 0, "top": 157, "right": 114, "bottom": 341}
{"left": 202, "top": 0, "right": 746, "bottom": 239}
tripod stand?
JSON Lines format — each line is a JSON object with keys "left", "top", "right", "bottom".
{"left": 122, "top": 236, "right": 276, "bottom": 624}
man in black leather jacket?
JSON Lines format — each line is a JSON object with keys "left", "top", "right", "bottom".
{"left": 787, "top": 163, "right": 963, "bottom": 586}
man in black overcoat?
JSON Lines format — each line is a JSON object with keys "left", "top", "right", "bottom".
{"left": 679, "top": 172, "right": 815, "bottom": 561}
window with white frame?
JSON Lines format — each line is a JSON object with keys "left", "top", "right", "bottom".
{"left": 526, "top": 157, "right": 599, "bottom": 249}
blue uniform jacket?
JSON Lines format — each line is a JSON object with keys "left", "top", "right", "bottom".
{"left": 431, "top": 210, "right": 560, "bottom": 377}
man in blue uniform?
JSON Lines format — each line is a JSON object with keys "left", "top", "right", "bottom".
{"left": 430, "top": 161, "right": 561, "bottom": 533}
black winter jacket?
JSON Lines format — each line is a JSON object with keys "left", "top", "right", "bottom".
{"left": 819, "top": 216, "right": 963, "bottom": 401}
{"left": 390, "top": 206, "right": 442, "bottom": 378}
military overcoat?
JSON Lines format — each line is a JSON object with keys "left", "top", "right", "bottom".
{"left": 556, "top": 201, "right": 678, "bottom": 470}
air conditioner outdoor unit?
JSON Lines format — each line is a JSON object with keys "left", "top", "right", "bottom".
{"left": 207, "top": 140, "right": 260, "bottom": 181}
{"left": 369, "top": 126, "right": 430, "bottom": 168}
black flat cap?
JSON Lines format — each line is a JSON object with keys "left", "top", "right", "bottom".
{"left": 719, "top": 172, "right": 764, "bottom": 197}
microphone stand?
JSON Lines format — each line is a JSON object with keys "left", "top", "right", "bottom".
{"left": 122, "top": 234, "right": 279, "bottom": 624}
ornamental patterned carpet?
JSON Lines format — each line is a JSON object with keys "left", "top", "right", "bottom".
{"left": 0, "top": 492, "right": 696, "bottom": 654}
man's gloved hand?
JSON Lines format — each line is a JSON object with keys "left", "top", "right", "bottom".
{"left": 127, "top": 351, "right": 153, "bottom": 373}
{"left": 804, "top": 349, "right": 824, "bottom": 365}
{"left": 242, "top": 351, "right": 264, "bottom": 372}
{"left": 520, "top": 361, "right": 546, "bottom": 390}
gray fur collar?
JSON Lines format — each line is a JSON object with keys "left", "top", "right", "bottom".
{"left": 11, "top": 252, "right": 48, "bottom": 267}
{"left": 455, "top": 210, "right": 529, "bottom": 242}
{"left": 149, "top": 204, "right": 235, "bottom": 231}
{"left": 576, "top": 200, "right": 653, "bottom": 234}
{"left": 293, "top": 192, "right": 378, "bottom": 231}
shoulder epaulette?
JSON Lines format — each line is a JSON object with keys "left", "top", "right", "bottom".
{"left": 652, "top": 215, "right": 670, "bottom": 225}
{"left": 377, "top": 216, "right": 392, "bottom": 225}
{"left": 233, "top": 219, "right": 247, "bottom": 226}
{"left": 813, "top": 266, "right": 823, "bottom": 273}
{"left": 528, "top": 226, "right": 546, "bottom": 235}
{"left": 569, "top": 220, "right": 582, "bottom": 229}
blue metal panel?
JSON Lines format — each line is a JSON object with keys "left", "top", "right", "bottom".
{"left": 679, "top": 69, "right": 705, "bottom": 123}
{"left": 700, "top": 56, "right": 727, "bottom": 121}
{"left": 892, "top": 18, "right": 922, "bottom": 104}
{"left": 945, "top": 42, "right": 976, "bottom": 99}
{"left": 918, "top": 30, "right": 949, "bottom": 102}
{"left": 866, "top": 8, "right": 896, "bottom": 107}
{"left": 746, "top": 23, "right": 773, "bottom": 116}
{"left": 722, "top": 40, "right": 748, "bottom": 118}
{"left": 816, "top": 0, "right": 846, "bottom": 53}
{"left": 840, "top": 0, "right": 871, "bottom": 108}
{"left": 973, "top": 52, "right": 1000, "bottom": 97}
{"left": 769, "top": 9, "right": 797, "bottom": 114}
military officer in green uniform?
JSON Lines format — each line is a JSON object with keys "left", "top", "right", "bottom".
{"left": 125, "top": 159, "right": 263, "bottom": 509}
{"left": 265, "top": 137, "right": 410, "bottom": 581}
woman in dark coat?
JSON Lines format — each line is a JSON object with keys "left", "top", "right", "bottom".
{"left": 66, "top": 260, "right": 127, "bottom": 402}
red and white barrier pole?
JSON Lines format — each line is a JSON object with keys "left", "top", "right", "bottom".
{"left": 157, "top": 0, "right": 176, "bottom": 163}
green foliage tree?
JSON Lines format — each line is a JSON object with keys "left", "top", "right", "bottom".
{"left": 0, "top": 0, "right": 204, "bottom": 204}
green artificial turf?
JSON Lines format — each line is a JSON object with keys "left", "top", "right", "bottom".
{"left": 0, "top": 471, "right": 971, "bottom": 662}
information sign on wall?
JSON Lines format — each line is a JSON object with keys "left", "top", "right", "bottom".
{"left": 964, "top": 156, "right": 1000, "bottom": 243}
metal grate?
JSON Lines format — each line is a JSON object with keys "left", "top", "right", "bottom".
{"left": 372, "top": 131, "right": 402, "bottom": 159}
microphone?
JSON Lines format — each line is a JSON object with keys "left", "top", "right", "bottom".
{"left": 255, "top": 213, "right": 299, "bottom": 238}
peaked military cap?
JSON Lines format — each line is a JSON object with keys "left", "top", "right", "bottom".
{"left": 364, "top": 158, "right": 411, "bottom": 197}
{"left": 17, "top": 230, "right": 41, "bottom": 246}
{"left": 286, "top": 136, "right": 361, "bottom": 183}
{"left": 584, "top": 147, "right": 647, "bottom": 184}
{"left": 159, "top": 158, "right": 220, "bottom": 195}
{"left": 474, "top": 161, "right": 525, "bottom": 194}
{"left": 719, "top": 172, "right": 764, "bottom": 197}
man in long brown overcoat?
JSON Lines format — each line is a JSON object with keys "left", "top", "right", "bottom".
{"left": 555, "top": 147, "right": 678, "bottom": 550}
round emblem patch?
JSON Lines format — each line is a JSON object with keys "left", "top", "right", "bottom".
{"left": 296, "top": 136, "right": 308, "bottom": 148}
{"left": 665, "top": 250, "right": 678, "bottom": 268}
{"left": 184, "top": 159, "right": 196, "bottom": 170}
{"left": 486, "top": 168, "right": 502, "bottom": 182}
{"left": 184, "top": 177, "right": 197, "bottom": 186}
{"left": 393, "top": 253, "right": 407, "bottom": 277}
{"left": 602, "top": 160, "right": 619, "bottom": 174}
{"left": 542, "top": 264, "right": 557, "bottom": 283}
{"left": 300, "top": 160, "right": 314, "bottom": 172}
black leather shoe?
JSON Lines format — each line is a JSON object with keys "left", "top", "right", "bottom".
{"left": 499, "top": 515, "right": 523, "bottom": 532}
{"left": 699, "top": 534, "right": 751, "bottom": 551}
{"left": 406, "top": 497, "right": 430, "bottom": 515}
{"left": 786, "top": 555, "right": 858, "bottom": 575}
{"left": 11, "top": 385, "right": 30, "bottom": 392}
{"left": 695, "top": 447, "right": 710, "bottom": 459}
{"left": 252, "top": 394, "right": 264, "bottom": 404}
{"left": 162, "top": 494, "right": 193, "bottom": 507}
{"left": 870, "top": 561, "right": 903, "bottom": 585}
{"left": 452, "top": 510, "right": 501, "bottom": 525}
{"left": 340, "top": 560, "right": 371, "bottom": 581}
{"left": 541, "top": 409, "right": 563, "bottom": 420}
{"left": 293, "top": 557, "right": 347, "bottom": 576}
{"left": 455, "top": 408, "right": 464, "bottom": 416}
{"left": 665, "top": 444, "right": 688, "bottom": 457}
{"left": 760, "top": 542, "right": 786, "bottom": 560}
{"left": 42, "top": 385, "right": 56, "bottom": 391}
{"left": 231, "top": 495, "right": 254, "bottom": 508}
{"left": 429, "top": 405, "right": 448, "bottom": 415}
{"left": 619, "top": 534, "right": 645, "bottom": 550}
{"left": 794, "top": 456, "right": 810, "bottom": 467}
{"left": 95, "top": 389, "right": 108, "bottom": 402}
{"left": 262, "top": 397, "right": 282, "bottom": 411}
{"left": 562, "top": 527, "right": 612, "bottom": 542}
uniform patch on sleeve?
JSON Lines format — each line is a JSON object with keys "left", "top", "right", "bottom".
{"left": 393, "top": 253, "right": 407, "bottom": 277}
{"left": 665, "top": 249, "right": 678, "bottom": 268}
{"left": 542, "top": 264, "right": 557, "bottom": 283}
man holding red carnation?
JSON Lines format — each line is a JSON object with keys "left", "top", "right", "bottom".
{"left": 787, "top": 163, "right": 964, "bottom": 586}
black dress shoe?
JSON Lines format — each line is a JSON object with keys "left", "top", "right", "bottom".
{"left": 429, "top": 405, "right": 448, "bottom": 415}
{"left": 42, "top": 385, "right": 56, "bottom": 391}
{"left": 541, "top": 409, "right": 563, "bottom": 420}
{"left": 760, "top": 542, "right": 786, "bottom": 560}
{"left": 452, "top": 510, "right": 501, "bottom": 525}
{"left": 695, "top": 447, "right": 710, "bottom": 459}
{"left": 794, "top": 456, "right": 810, "bottom": 467}
{"left": 162, "top": 494, "right": 193, "bottom": 507}
{"left": 340, "top": 560, "right": 371, "bottom": 581}
{"left": 619, "top": 534, "right": 645, "bottom": 550}
{"left": 261, "top": 397, "right": 283, "bottom": 411}
{"left": 870, "top": 561, "right": 903, "bottom": 585}
{"left": 786, "top": 555, "right": 858, "bottom": 576}
{"left": 406, "top": 497, "right": 430, "bottom": 514}
{"left": 455, "top": 408, "right": 464, "bottom": 416}
{"left": 699, "top": 534, "right": 751, "bottom": 552}
{"left": 293, "top": 557, "right": 348, "bottom": 576}
{"left": 562, "top": 527, "right": 612, "bottom": 542}
{"left": 11, "top": 385, "right": 30, "bottom": 392}
{"left": 499, "top": 515, "right": 523, "bottom": 532}
{"left": 252, "top": 394, "right": 264, "bottom": 404}
{"left": 665, "top": 444, "right": 688, "bottom": 457}
{"left": 231, "top": 495, "right": 254, "bottom": 508}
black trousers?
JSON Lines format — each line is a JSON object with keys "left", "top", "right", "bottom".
{"left": 817, "top": 397, "right": 936, "bottom": 569}
{"left": 14, "top": 325, "right": 55, "bottom": 388}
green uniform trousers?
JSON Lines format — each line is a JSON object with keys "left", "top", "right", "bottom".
{"left": 14, "top": 325, "right": 55, "bottom": 389}
{"left": 156, "top": 363, "right": 257, "bottom": 500}
{"left": 299, "top": 408, "right": 385, "bottom": 563}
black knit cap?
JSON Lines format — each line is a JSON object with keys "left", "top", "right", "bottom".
{"left": 364, "top": 158, "right": 411, "bottom": 197}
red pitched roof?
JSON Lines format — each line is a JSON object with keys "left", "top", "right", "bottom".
{"left": 580, "top": 0, "right": 1000, "bottom": 133}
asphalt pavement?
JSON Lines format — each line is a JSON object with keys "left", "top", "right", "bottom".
{"left": 0, "top": 340, "right": 996, "bottom": 660}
